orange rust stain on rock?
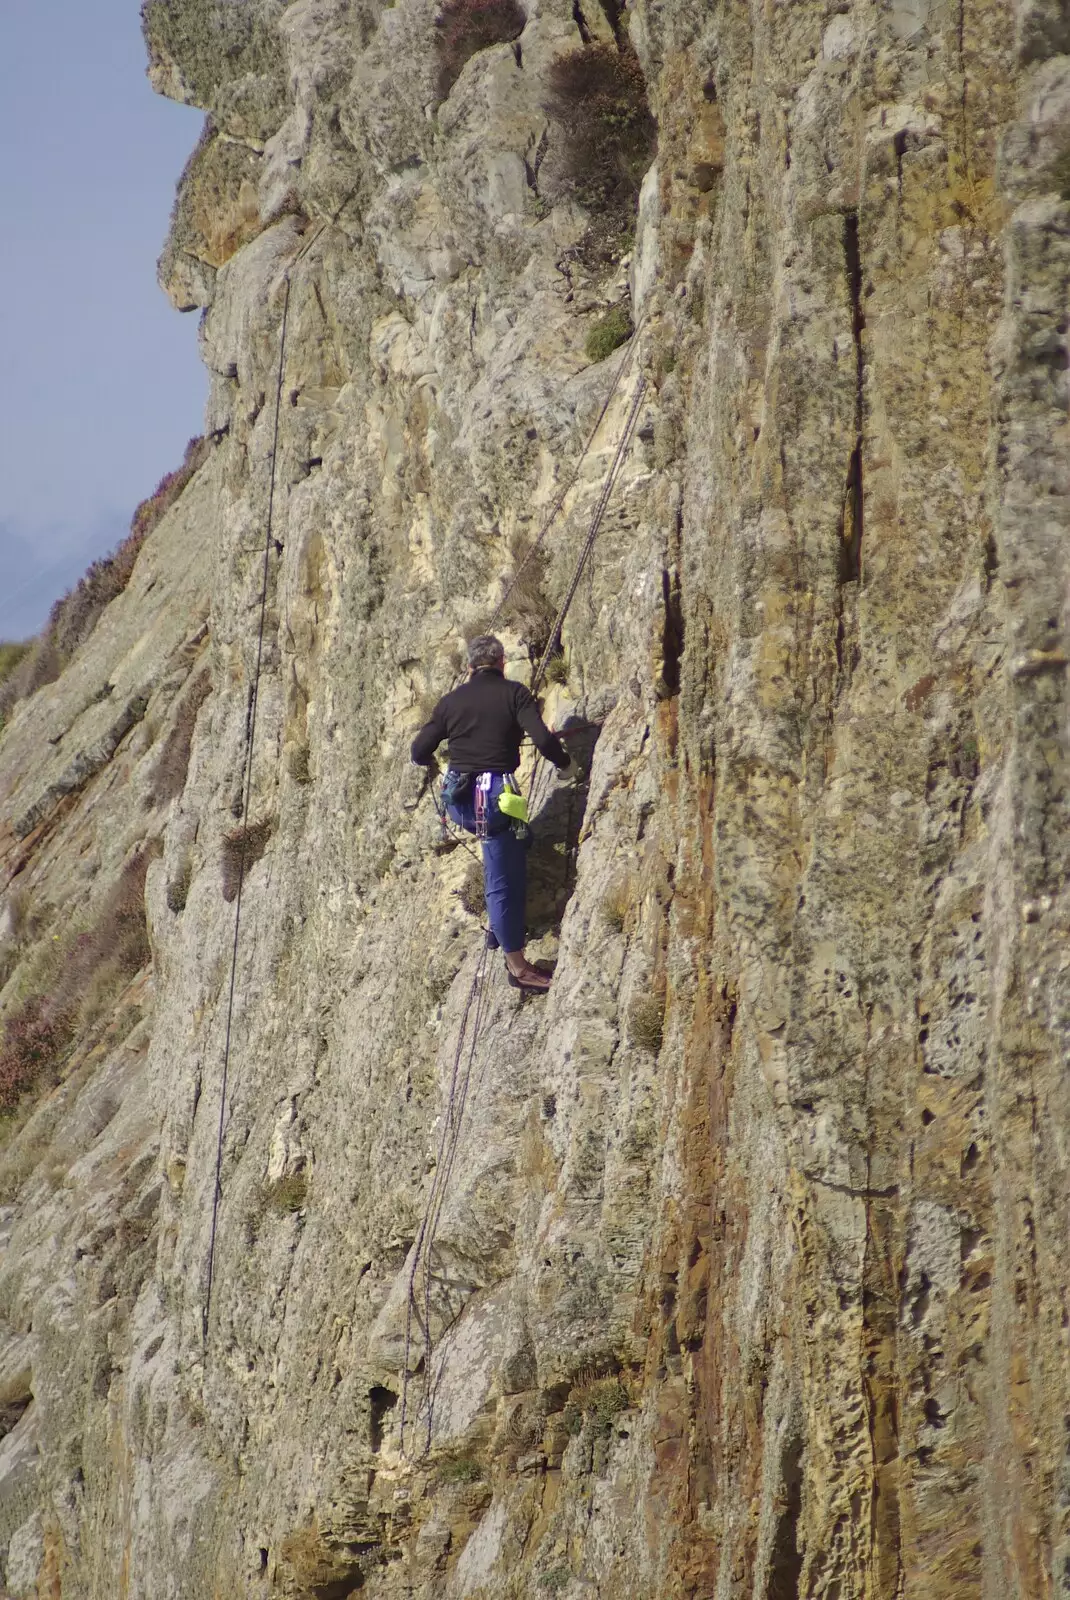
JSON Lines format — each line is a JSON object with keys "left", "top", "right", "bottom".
{"left": 37, "top": 1519, "right": 65, "bottom": 1599}
{"left": 635, "top": 758, "right": 747, "bottom": 1595}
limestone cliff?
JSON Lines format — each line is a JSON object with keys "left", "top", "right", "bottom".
{"left": 0, "top": 0, "right": 1068, "bottom": 1594}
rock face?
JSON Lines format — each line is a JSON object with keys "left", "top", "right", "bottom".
{"left": 0, "top": 0, "right": 1068, "bottom": 1594}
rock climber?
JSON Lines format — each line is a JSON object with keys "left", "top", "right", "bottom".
{"left": 411, "top": 634, "right": 571, "bottom": 992}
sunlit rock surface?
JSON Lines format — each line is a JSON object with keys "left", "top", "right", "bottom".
{"left": 0, "top": 0, "right": 1067, "bottom": 1593}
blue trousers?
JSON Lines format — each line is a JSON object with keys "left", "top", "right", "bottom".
{"left": 446, "top": 773, "right": 527, "bottom": 953}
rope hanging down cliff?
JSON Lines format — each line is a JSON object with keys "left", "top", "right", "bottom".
{"left": 472, "top": 314, "right": 647, "bottom": 673}
{"left": 420, "top": 326, "right": 647, "bottom": 854}
{"left": 199, "top": 218, "right": 645, "bottom": 1377}
{"left": 202, "top": 213, "right": 341, "bottom": 1343}
{"left": 399, "top": 350, "right": 648, "bottom": 1455}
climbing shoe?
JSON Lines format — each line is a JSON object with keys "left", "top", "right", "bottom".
{"left": 506, "top": 964, "right": 552, "bottom": 993}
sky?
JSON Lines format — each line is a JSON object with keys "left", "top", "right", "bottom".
{"left": 0, "top": 1, "right": 208, "bottom": 639}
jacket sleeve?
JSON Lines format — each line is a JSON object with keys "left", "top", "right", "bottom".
{"left": 514, "top": 685, "right": 569, "bottom": 768}
{"left": 411, "top": 699, "right": 448, "bottom": 765}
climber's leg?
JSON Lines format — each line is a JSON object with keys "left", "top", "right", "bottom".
{"left": 482, "top": 827, "right": 550, "bottom": 991}
{"left": 481, "top": 825, "right": 526, "bottom": 953}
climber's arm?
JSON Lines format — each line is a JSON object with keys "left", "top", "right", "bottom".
{"left": 411, "top": 699, "right": 448, "bottom": 766}
{"left": 514, "top": 685, "right": 569, "bottom": 769}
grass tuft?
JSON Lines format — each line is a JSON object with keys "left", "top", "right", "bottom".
{"left": 286, "top": 744, "right": 311, "bottom": 784}
{"left": 265, "top": 1172, "right": 308, "bottom": 1213}
{"left": 151, "top": 668, "right": 212, "bottom": 805}
{"left": 600, "top": 881, "right": 630, "bottom": 933}
{"left": 628, "top": 994, "right": 664, "bottom": 1052}
{"left": 542, "top": 650, "right": 569, "bottom": 686}
{"left": 585, "top": 304, "right": 633, "bottom": 363}
{"left": 166, "top": 857, "right": 194, "bottom": 915}
{"left": 246, "top": 1173, "right": 308, "bottom": 1244}
{"left": 457, "top": 862, "right": 485, "bottom": 917}
{"left": 538, "top": 1566, "right": 572, "bottom": 1592}
{"left": 437, "top": 1454, "right": 484, "bottom": 1484}
{"left": 562, "top": 1375, "right": 629, "bottom": 1439}
{"left": 220, "top": 817, "right": 275, "bottom": 903}
{"left": 543, "top": 42, "right": 655, "bottom": 265}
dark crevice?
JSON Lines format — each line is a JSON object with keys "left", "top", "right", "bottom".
{"left": 368, "top": 1386, "right": 397, "bottom": 1453}
{"left": 840, "top": 444, "right": 863, "bottom": 585}
{"left": 840, "top": 213, "right": 865, "bottom": 587}
{"left": 513, "top": 39, "right": 522, "bottom": 66}
{"left": 766, "top": 1432, "right": 804, "bottom": 1599}
{"left": 523, "top": 127, "right": 549, "bottom": 197}
{"left": 0, "top": 1395, "right": 31, "bottom": 1441}
{"left": 983, "top": 530, "right": 999, "bottom": 588}
{"left": 893, "top": 129, "right": 907, "bottom": 201}
{"left": 597, "top": 0, "right": 623, "bottom": 42}
{"left": 314, "top": 1574, "right": 364, "bottom": 1599}
{"left": 571, "top": 0, "right": 592, "bottom": 43}
{"left": 525, "top": 718, "right": 602, "bottom": 939}
{"left": 660, "top": 567, "right": 684, "bottom": 696}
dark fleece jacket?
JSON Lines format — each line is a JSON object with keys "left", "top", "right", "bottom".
{"left": 410, "top": 669, "right": 568, "bottom": 774}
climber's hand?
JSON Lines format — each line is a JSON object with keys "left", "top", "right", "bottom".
{"left": 401, "top": 759, "right": 432, "bottom": 810}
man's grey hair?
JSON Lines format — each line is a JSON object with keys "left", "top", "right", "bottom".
{"left": 467, "top": 634, "right": 505, "bottom": 670}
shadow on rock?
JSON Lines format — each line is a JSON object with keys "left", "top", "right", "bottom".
{"left": 525, "top": 717, "right": 602, "bottom": 940}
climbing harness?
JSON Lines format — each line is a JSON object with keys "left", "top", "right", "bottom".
{"left": 202, "top": 198, "right": 356, "bottom": 1343}
{"left": 474, "top": 772, "right": 492, "bottom": 842}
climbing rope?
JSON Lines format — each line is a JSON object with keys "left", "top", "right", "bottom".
{"left": 202, "top": 202, "right": 354, "bottom": 1342}
{"left": 202, "top": 274, "right": 291, "bottom": 1343}
{"left": 399, "top": 936, "right": 492, "bottom": 1454}
{"left": 397, "top": 350, "right": 648, "bottom": 1452}
{"left": 423, "top": 337, "right": 647, "bottom": 860}
{"left": 486, "top": 315, "right": 646, "bottom": 641}
{"left": 523, "top": 373, "right": 647, "bottom": 826}
{"left": 531, "top": 374, "right": 648, "bottom": 694}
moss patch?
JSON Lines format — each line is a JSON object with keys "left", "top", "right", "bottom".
{"left": 585, "top": 304, "right": 633, "bottom": 363}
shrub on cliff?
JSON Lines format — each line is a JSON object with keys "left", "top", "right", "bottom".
{"left": 0, "top": 847, "right": 156, "bottom": 1113}
{"left": 221, "top": 817, "right": 276, "bottom": 903}
{"left": 0, "top": 998, "right": 75, "bottom": 1111}
{"left": 151, "top": 667, "right": 213, "bottom": 806}
{"left": 543, "top": 41, "right": 655, "bottom": 258}
{"left": 585, "top": 303, "right": 633, "bottom": 362}
{"left": 0, "top": 643, "right": 30, "bottom": 691}
{"left": 434, "top": 0, "right": 526, "bottom": 101}
{"left": 0, "top": 436, "right": 210, "bottom": 728}
{"left": 497, "top": 532, "right": 556, "bottom": 660}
